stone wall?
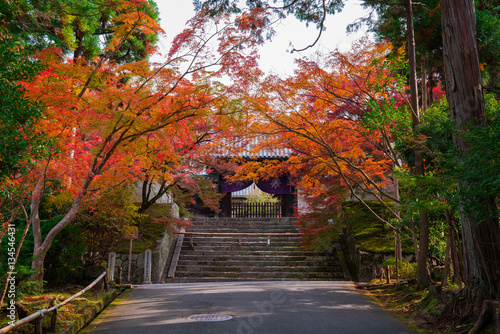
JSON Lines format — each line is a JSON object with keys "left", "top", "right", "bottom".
{"left": 113, "top": 252, "right": 143, "bottom": 284}
{"left": 341, "top": 220, "right": 362, "bottom": 281}
{"left": 341, "top": 219, "right": 414, "bottom": 282}
{"left": 151, "top": 230, "right": 174, "bottom": 283}
{"left": 108, "top": 202, "right": 179, "bottom": 284}
{"left": 110, "top": 232, "right": 175, "bottom": 284}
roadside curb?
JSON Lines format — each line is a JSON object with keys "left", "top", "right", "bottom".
{"left": 59, "top": 289, "right": 120, "bottom": 334}
{"left": 78, "top": 288, "right": 133, "bottom": 334}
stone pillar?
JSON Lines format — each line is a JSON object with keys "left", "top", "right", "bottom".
{"left": 143, "top": 249, "right": 152, "bottom": 284}
{"left": 107, "top": 252, "right": 116, "bottom": 281}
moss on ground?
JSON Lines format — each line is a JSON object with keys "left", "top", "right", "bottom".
{"left": 356, "top": 281, "right": 496, "bottom": 334}
{"left": 0, "top": 288, "right": 115, "bottom": 333}
{"left": 79, "top": 288, "right": 133, "bottom": 334}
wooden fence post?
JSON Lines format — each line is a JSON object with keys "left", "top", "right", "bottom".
{"left": 103, "top": 274, "right": 109, "bottom": 292}
{"left": 34, "top": 315, "right": 43, "bottom": 334}
{"left": 117, "top": 266, "right": 122, "bottom": 285}
{"left": 50, "top": 298, "right": 58, "bottom": 332}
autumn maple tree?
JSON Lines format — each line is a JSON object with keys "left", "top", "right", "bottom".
{"left": 224, "top": 40, "right": 403, "bottom": 245}
{"left": 1, "top": 0, "right": 264, "bottom": 284}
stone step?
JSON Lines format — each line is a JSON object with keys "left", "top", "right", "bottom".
{"left": 163, "top": 218, "right": 345, "bottom": 283}
{"left": 191, "top": 218, "right": 298, "bottom": 222}
{"left": 177, "top": 256, "right": 340, "bottom": 263}
{"left": 191, "top": 219, "right": 297, "bottom": 224}
{"left": 181, "top": 246, "right": 302, "bottom": 252}
{"left": 181, "top": 242, "right": 302, "bottom": 249}
{"left": 175, "top": 265, "right": 342, "bottom": 273}
{"left": 177, "top": 254, "right": 335, "bottom": 261}
{"left": 182, "top": 238, "right": 302, "bottom": 244}
{"left": 184, "top": 239, "right": 299, "bottom": 244}
{"left": 177, "top": 256, "right": 340, "bottom": 265}
{"left": 189, "top": 220, "right": 298, "bottom": 229}
{"left": 188, "top": 224, "right": 298, "bottom": 230}
{"left": 188, "top": 227, "right": 298, "bottom": 232}
{"left": 177, "top": 259, "right": 340, "bottom": 267}
{"left": 165, "top": 276, "right": 341, "bottom": 283}
{"left": 179, "top": 252, "right": 328, "bottom": 259}
{"left": 180, "top": 248, "right": 306, "bottom": 254}
{"left": 190, "top": 223, "right": 297, "bottom": 227}
{"left": 190, "top": 220, "right": 297, "bottom": 224}
{"left": 172, "top": 271, "right": 344, "bottom": 279}
{"left": 186, "top": 230, "right": 299, "bottom": 235}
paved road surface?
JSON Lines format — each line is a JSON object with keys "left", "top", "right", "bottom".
{"left": 82, "top": 281, "right": 416, "bottom": 334}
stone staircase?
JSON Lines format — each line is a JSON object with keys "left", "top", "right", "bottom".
{"left": 163, "top": 218, "right": 347, "bottom": 283}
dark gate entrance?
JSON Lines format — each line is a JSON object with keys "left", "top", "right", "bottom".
{"left": 231, "top": 201, "right": 281, "bottom": 218}
{"left": 219, "top": 175, "right": 296, "bottom": 218}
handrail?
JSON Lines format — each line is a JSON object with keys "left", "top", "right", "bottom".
{"left": 0, "top": 271, "right": 108, "bottom": 334}
{"left": 178, "top": 231, "right": 302, "bottom": 248}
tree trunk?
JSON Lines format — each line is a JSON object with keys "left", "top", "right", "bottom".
{"left": 0, "top": 209, "right": 32, "bottom": 305}
{"left": 30, "top": 171, "right": 90, "bottom": 283}
{"left": 405, "top": 0, "right": 419, "bottom": 122}
{"left": 421, "top": 66, "right": 428, "bottom": 111}
{"left": 450, "top": 226, "right": 463, "bottom": 288}
{"left": 139, "top": 177, "right": 170, "bottom": 213}
{"left": 31, "top": 195, "right": 84, "bottom": 282}
{"left": 405, "top": 0, "right": 431, "bottom": 288}
{"left": 468, "top": 300, "right": 500, "bottom": 334}
{"left": 416, "top": 209, "right": 431, "bottom": 286}
{"left": 441, "top": 225, "right": 452, "bottom": 287}
{"left": 445, "top": 210, "right": 463, "bottom": 288}
{"left": 393, "top": 177, "right": 403, "bottom": 263}
{"left": 441, "top": 0, "right": 500, "bottom": 304}
{"left": 73, "top": 28, "right": 84, "bottom": 61}
{"left": 411, "top": 223, "right": 419, "bottom": 258}
{"left": 30, "top": 252, "right": 47, "bottom": 282}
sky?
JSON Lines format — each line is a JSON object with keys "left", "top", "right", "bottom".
{"left": 152, "top": 1, "right": 372, "bottom": 76}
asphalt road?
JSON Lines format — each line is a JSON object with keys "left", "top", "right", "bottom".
{"left": 82, "top": 281, "right": 416, "bottom": 334}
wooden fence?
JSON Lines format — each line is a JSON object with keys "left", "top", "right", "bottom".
{"left": 231, "top": 202, "right": 281, "bottom": 218}
{"left": 0, "top": 272, "right": 108, "bottom": 334}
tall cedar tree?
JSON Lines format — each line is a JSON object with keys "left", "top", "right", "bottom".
{"left": 441, "top": 0, "right": 500, "bottom": 307}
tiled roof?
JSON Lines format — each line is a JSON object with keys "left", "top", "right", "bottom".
{"left": 214, "top": 137, "right": 293, "bottom": 160}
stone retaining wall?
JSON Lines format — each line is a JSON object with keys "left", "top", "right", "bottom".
{"left": 342, "top": 219, "right": 414, "bottom": 282}
{"left": 110, "top": 232, "right": 174, "bottom": 284}
{"left": 108, "top": 202, "right": 179, "bottom": 284}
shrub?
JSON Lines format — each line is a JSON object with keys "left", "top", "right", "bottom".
{"left": 382, "top": 258, "right": 417, "bottom": 280}
{"left": 76, "top": 187, "right": 144, "bottom": 267}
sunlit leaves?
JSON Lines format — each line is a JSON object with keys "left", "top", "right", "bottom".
{"left": 231, "top": 39, "right": 402, "bottom": 244}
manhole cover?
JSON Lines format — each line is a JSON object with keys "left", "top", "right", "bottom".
{"left": 187, "top": 314, "right": 233, "bottom": 322}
